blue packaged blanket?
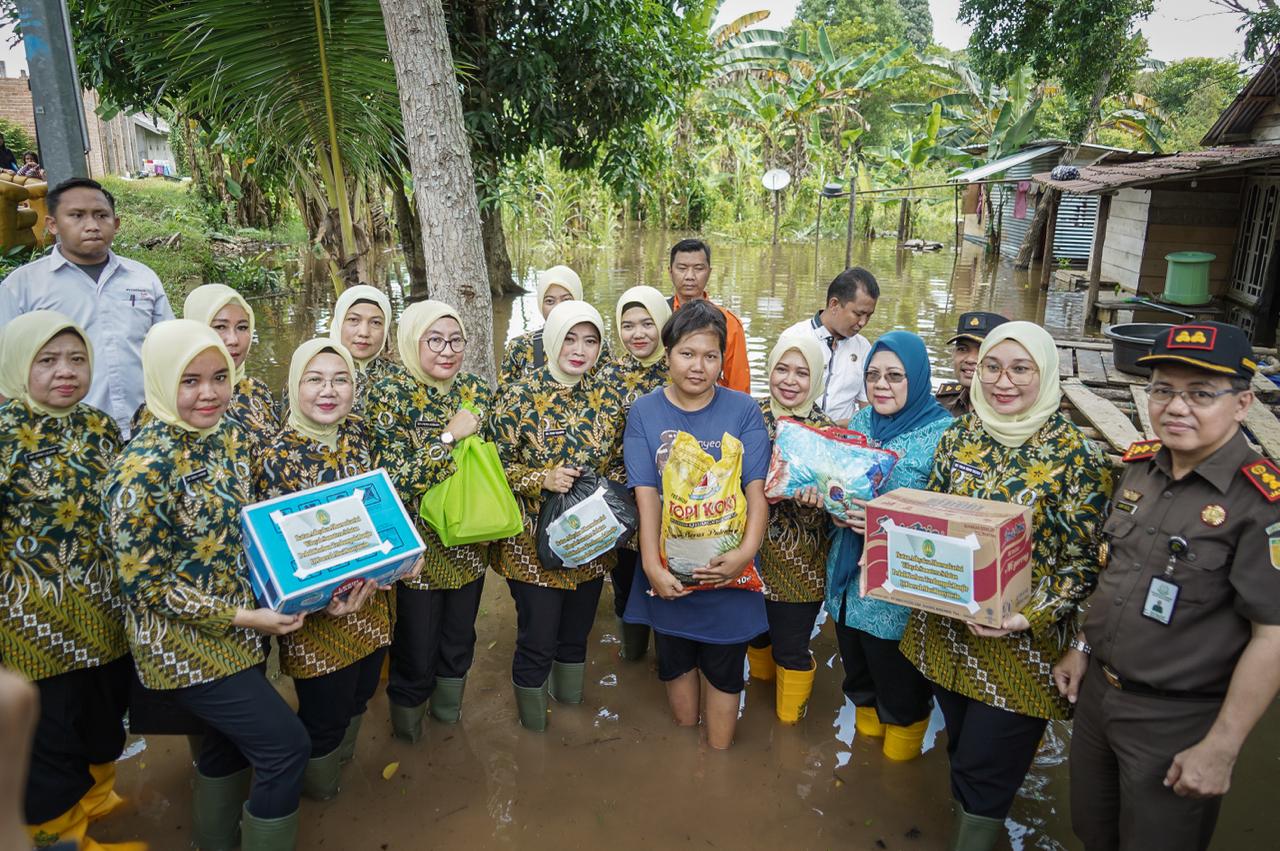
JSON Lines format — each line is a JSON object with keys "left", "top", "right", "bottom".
{"left": 764, "top": 419, "right": 898, "bottom": 516}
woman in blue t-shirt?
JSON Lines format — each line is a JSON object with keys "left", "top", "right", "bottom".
{"left": 623, "top": 300, "right": 769, "bottom": 750}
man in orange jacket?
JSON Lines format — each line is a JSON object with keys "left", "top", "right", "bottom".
{"left": 666, "top": 238, "right": 751, "bottom": 394}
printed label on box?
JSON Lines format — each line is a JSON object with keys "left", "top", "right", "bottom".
{"left": 271, "top": 489, "right": 390, "bottom": 578}
{"left": 883, "top": 520, "right": 982, "bottom": 614}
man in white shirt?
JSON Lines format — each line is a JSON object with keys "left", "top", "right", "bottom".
{"left": 784, "top": 267, "right": 879, "bottom": 425}
{"left": 0, "top": 178, "right": 173, "bottom": 436}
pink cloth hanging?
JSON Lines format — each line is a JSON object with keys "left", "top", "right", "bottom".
{"left": 1013, "top": 181, "right": 1031, "bottom": 219}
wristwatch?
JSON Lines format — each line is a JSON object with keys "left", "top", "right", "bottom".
{"left": 1069, "top": 638, "right": 1092, "bottom": 655}
{"left": 439, "top": 430, "right": 455, "bottom": 447}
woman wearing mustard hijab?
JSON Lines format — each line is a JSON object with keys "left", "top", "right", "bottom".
{"left": 744, "top": 332, "right": 837, "bottom": 724}
{"left": 364, "top": 300, "right": 492, "bottom": 742}
{"left": 597, "top": 286, "right": 671, "bottom": 661}
{"left": 327, "top": 284, "right": 394, "bottom": 411}
{"left": 489, "top": 300, "right": 626, "bottom": 730}
{"left": 183, "top": 283, "right": 278, "bottom": 442}
{"left": 255, "top": 339, "right": 413, "bottom": 800}
{"left": 107, "top": 319, "right": 311, "bottom": 851}
{"left": 498, "top": 264, "right": 609, "bottom": 389}
{"left": 899, "top": 322, "right": 1113, "bottom": 850}
{"left": 0, "top": 312, "right": 134, "bottom": 849}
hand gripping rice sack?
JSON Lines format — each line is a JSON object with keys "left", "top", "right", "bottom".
{"left": 536, "top": 471, "right": 638, "bottom": 570}
{"left": 660, "top": 431, "right": 764, "bottom": 592}
{"left": 764, "top": 418, "right": 898, "bottom": 517}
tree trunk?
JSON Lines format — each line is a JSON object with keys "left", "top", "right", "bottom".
{"left": 386, "top": 167, "right": 427, "bottom": 295}
{"left": 379, "top": 0, "right": 496, "bottom": 383}
{"left": 1015, "top": 64, "right": 1115, "bottom": 268}
{"left": 481, "top": 201, "right": 522, "bottom": 297}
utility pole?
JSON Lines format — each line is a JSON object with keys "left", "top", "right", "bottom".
{"left": 15, "top": 0, "right": 89, "bottom": 183}
{"left": 844, "top": 162, "right": 858, "bottom": 268}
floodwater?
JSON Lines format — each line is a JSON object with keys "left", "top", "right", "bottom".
{"left": 95, "top": 233, "right": 1278, "bottom": 850}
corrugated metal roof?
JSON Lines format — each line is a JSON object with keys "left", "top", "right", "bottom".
{"left": 1032, "top": 144, "right": 1280, "bottom": 194}
{"left": 951, "top": 145, "right": 1060, "bottom": 183}
{"left": 1202, "top": 57, "right": 1277, "bottom": 146}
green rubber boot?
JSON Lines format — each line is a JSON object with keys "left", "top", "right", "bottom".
{"left": 240, "top": 804, "right": 299, "bottom": 851}
{"left": 429, "top": 676, "right": 467, "bottom": 724}
{"left": 619, "top": 620, "right": 651, "bottom": 661}
{"left": 191, "top": 767, "right": 250, "bottom": 851}
{"left": 513, "top": 680, "right": 549, "bottom": 731}
{"left": 337, "top": 715, "right": 362, "bottom": 764}
{"left": 301, "top": 747, "right": 343, "bottom": 801}
{"left": 389, "top": 701, "right": 427, "bottom": 744}
{"left": 549, "top": 660, "right": 586, "bottom": 705}
{"left": 949, "top": 803, "right": 1003, "bottom": 851}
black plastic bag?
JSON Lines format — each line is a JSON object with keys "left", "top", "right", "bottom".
{"left": 536, "top": 471, "right": 638, "bottom": 570}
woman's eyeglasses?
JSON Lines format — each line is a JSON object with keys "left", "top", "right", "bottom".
{"left": 1144, "top": 385, "right": 1241, "bottom": 408}
{"left": 301, "top": 375, "right": 353, "bottom": 390}
{"left": 978, "top": 361, "right": 1039, "bottom": 386}
{"left": 422, "top": 336, "right": 467, "bottom": 353}
{"left": 865, "top": 369, "right": 907, "bottom": 384}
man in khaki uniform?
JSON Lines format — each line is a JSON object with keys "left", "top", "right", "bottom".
{"left": 1053, "top": 321, "right": 1280, "bottom": 851}
{"left": 935, "top": 311, "right": 1007, "bottom": 416}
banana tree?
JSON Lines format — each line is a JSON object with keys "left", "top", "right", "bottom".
{"left": 864, "top": 103, "right": 952, "bottom": 241}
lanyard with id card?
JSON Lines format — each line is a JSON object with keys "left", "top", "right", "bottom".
{"left": 1141, "top": 535, "right": 1187, "bottom": 626}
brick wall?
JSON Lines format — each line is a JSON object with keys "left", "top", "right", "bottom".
{"left": 0, "top": 77, "right": 36, "bottom": 141}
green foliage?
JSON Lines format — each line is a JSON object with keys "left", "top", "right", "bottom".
{"left": 0, "top": 118, "right": 34, "bottom": 159}
{"left": 958, "top": 0, "right": 1155, "bottom": 139}
{"left": 1136, "top": 57, "right": 1245, "bottom": 150}
{"left": 896, "top": 0, "right": 933, "bottom": 51}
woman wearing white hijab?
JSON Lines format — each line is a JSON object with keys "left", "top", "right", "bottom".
{"left": 0, "top": 312, "right": 134, "bottom": 849}
{"left": 899, "top": 321, "right": 1114, "bottom": 851}
{"left": 364, "top": 300, "right": 492, "bottom": 742}
{"left": 107, "top": 319, "right": 311, "bottom": 850}
{"left": 489, "top": 300, "right": 627, "bottom": 730}
{"left": 327, "top": 284, "right": 394, "bottom": 410}
{"left": 255, "top": 339, "right": 410, "bottom": 801}
{"left": 498, "top": 264, "right": 610, "bottom": 388}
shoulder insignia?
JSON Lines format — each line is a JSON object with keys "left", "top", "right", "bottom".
{"left": 1122, "top": 439, "right": 1162, "bottom": 462}
{"left": 936, "top": 382, "right": 962, "bottom": 396}
{"left": 1241, "top": 458, "right": 1280, "bottom": 503}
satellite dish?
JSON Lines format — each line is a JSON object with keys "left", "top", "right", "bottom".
{"left": 761, "top": 168, "right": 791, "bottom": 191}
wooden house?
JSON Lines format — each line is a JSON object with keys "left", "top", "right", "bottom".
{"left": 1036, "top": 56, "right": 1280, "bottom": 345}
{"left": 951, "top": 141, "right": 1140, "bottom": 261}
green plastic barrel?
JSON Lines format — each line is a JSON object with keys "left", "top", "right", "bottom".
{"left": 1163, "top": 252, "right": 1215, "bottom": 305}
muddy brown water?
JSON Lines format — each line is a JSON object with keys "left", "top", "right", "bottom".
{"left": 97, "top": 234, "right": 1278, "bottom": 850}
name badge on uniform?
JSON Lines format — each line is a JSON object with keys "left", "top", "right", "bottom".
{"left": 24, "top": 447, "right": 59, "bottom": 463}
{"left": 952, "top": 460, "right": 983, "bottom": 478}
{"left": 1141, "top": 576, "right": 1179, "bottom": 625}
{"left": 415, "top": 418, "right": 442, "bottom": 431}
{"left": 543, "top": 428, "right": 566, "bottom": 438}
{"left": 181, "top": 468, "right": 209, "bottom": 488}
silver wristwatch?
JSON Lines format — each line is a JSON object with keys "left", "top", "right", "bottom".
{"left": 439, "top": 430, "right": 455, "bottom": 447}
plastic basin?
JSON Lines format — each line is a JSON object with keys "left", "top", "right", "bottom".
{"left": 1102, "top": 323, "right": 1174, "bottom": 376}
{"left": 1163, "top": 252, "right": 1214, "bottom": 305}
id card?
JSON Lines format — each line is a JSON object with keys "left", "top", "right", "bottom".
{"left": 1141, "top": 576, "right": 1179, "bottom": 625}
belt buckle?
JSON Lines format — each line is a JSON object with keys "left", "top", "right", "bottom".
{"left": 1102, "top": 664, "right": 1123, "bottom": 690}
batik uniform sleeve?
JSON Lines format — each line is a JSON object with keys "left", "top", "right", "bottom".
{"left": 490, "top": 384, "right": 547, "bottom": 498}
{"left": 497, "top": 338, "right": 527, "bottom": 391}
{"left": 1022, "top": 432, "right": 1115, "bottom": 634}
{"left": 924, "top": 423, "right": 957, "bottom": 494}
{"left": 109, "top": 471, "right": 237, "bottom": 634}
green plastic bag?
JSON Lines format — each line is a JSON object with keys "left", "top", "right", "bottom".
{"left": 419, "top": 437, "right": 524, "bottom": 546}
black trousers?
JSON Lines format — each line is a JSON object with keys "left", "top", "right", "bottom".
{"left": 26, "top": 656, "right": 131, "bottom": 824}
{"left": 506, "top": 577, "right": 604, "bottom": 688}
{"left": 933, "top": 682, "right": 1047, "bottom": 819}
{"left": 748, "top": 600, "right": 822, "bottom": 670}
{"left": 1069, "top": 661, "right": 1222, "bottom": 851}
{"left": 172, "top": 666, "right": 309, "bottom": 819}
{"left": 611, "top": 548, "right": 639, "bottom": 619}
{"left": 833, "top": 620, "right": 934, "bottom": 726}
{"left": 388, "top": 576, "right": 485, "bottom": 708}
{"left": 293, "top": 647, "right": 388, "bottom": 757}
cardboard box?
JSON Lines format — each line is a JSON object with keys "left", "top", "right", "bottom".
{"left": 860, "top": 488, "right": 1032, "bottom": 628}
{"left": 242, "top": 469, "right": 425, "bottom": 614}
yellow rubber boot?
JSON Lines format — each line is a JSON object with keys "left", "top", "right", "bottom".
{"left": 746, "top": 645, "right": 776, "bottom": 681}
{"left": 28, "top": 802, "right": 148, "bottom": 850}
{"left": 774, "top": 661, "right": 816, "bottom": 724}
{"left": 81, "top": 762, "right": 126, "bottom": 821}
{"left": 883, "top": 718, "right": 930, "bottom": 762}
{"left": 855, "top": 706, "right": 886, "bottom": 738}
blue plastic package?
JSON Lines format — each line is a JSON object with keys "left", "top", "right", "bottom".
{"left": 764, "top": 418, "right": 898, "bottom": 516}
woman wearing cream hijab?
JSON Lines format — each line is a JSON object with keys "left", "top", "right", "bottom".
{"left": 498, "top": 264, "right": 610, "bottom": 388}
{"left": 598, "top": 285, "right": 672, "bottom": 662}
{"left": 327, "top": 284, "right": 394, "bottom": 410}
{"left": 898, "top": 321, "right": 1114, "bottom": 851}
{"left": 107, "top": 319, "right": 311, "bottom": 851}
{"left": 489, "top": 300, "right": 627, "bottom": 730}
{"left": 0, "top": 312, "right": 136, "bottom": 850}
{"left": 746, "top": 332, "right": 835, "bottom": 722}
{"left": 255, "top": 338, "right": 412, "bottom": 800}
{"left": 363, "top": 300, "right": 492, "bottom": 741}
{"left": 183, "top": 283, "right": 278, "bottom": 442}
